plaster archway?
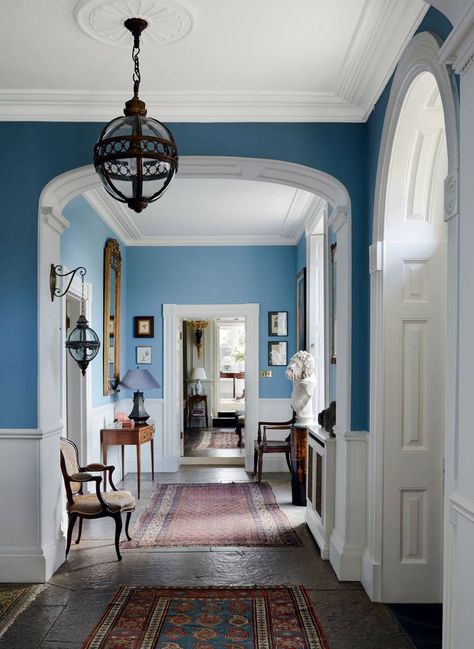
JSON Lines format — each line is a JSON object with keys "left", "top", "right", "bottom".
{"left": 366, "top": 32, "right": 459, "bottom": 607}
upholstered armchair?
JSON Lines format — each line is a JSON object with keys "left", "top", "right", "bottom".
{"left": 60, "top": 437, "right": 135, "bottom": 560}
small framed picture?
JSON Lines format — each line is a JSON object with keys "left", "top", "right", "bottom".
{"left": 268, "top": 341, "right": 288, "bottom": 366}
{"left": 268, "top": 311, "right": 288, "bottom": 337}
{"left": 136, "top": 346, "right": 152, "bottom": 364}
{"left": 134, "top": 316, "right": 154, "bottom": 338}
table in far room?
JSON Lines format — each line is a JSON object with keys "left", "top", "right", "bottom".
{"left": 100, "top": 421, "right": 154, "bottom": 499}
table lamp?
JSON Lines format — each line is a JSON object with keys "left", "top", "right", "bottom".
{"left": 190, "top": 367, "right": 207, "bottom": 395}
{"left": 119, "top": 368, "right": 160, "bottom": 423}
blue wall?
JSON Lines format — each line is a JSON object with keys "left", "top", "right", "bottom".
{"left": 61, "top": 195, "right": 126, "bottom": 407}
{"left": 125, "top": 246, "right": 297, "bottom": 398}
{"left": 296, "top": 234, "right": 306, "bottom": 273}
{"left": 0, "top": 121, "right": 369, "bottom": 429}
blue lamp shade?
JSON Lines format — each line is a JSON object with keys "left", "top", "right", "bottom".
{"left": 120, "top": 368, "right": 160, "bottom": 391}
{"left": 119, "top": 368, "right": 160, "bottom": 424}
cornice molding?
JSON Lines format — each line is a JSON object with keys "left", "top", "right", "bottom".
{"left": 439, "top": 1, "right": 474, "bottom": 74}
{"left": 40, "top": 207, "right": 70, "bottom": 235}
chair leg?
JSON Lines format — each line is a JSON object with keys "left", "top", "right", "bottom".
{"left": 125, "top": 511, "right": 132, "bottom": 541}
{"left": 75, "top": 517, "right": 83, "bottom": 545}
{"left": 113, "top": 513, "right": 123, "bottom": 561}
{"left": 257, "top": 450, "right": 263, "bottom": 484}
{"left": 285, "top": 451, "right": 293, "bottom": 474}
{"left": 253, "top": 447, "right": 258, "bottom": 477}
{"left": 65, "top": 513, "right": 77, "bottom": 558}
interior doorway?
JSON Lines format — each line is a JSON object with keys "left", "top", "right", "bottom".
{"left": 181, "top": 315, "right": 246, "bottom": 465}
{"left": 380, "top": 71, "right": 448, "bottom": 602}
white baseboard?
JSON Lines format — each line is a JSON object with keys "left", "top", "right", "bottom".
{"left": 361, "top": 547, "right": 381, "bottom": 601}
{"left": 0, "top": 537, "right": 65, "bottom": 583}
{"left": 306, "top": 506, "right": 330, "bottom": 559}
{"left": 329, "top": 529, "right": 364, "bottom": 581}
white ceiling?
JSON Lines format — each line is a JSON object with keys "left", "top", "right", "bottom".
{"left": 84, "top": 177, "right": 324, "bottom": 245}
{"left": 1, "top": 0, "right": 428, "bottom": 121}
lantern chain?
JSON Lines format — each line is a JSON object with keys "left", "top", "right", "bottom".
{"left": 132, "top": 33, "right": 141, "bottom": 98}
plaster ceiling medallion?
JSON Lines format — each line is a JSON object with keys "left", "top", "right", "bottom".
{"left": 74, "top": 0, "right": 196, "bottom": 47}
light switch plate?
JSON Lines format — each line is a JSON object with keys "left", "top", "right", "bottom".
{"left": 260, "top": 370, "right": 272, "bottom": 378}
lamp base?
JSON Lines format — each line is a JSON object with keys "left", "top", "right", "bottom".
{"left": 128, "top": 390, "right": 150, "bottom": 424}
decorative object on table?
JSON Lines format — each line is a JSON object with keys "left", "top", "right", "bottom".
{"left": 60, "top": 437, "right": 135, "bottom": 561}
{"left": 0, "top": 584, "right": 44, "bottom": 639}
{"left": 134, "top": 316, "right": 154, "bottom": 338}
{"left": 136, "top": 345, "right": 152, "bottom": 364}
{"left": 103, "top": 238, "right": 121, "bottom": 395}
{"left": 318, "top": 401, "right": 336, "bottom": 434}
{"left": 189, "top": 320, "right": 208, "bottom": 358}
{"left": 268, "top": 340, "right": 288, "bottom": 366}
{"left": 330, "top": 243, "right": 337, "bottom": 364}
{"left": 119, "top": 368, "right": 160, "bottom": 423}
{"left": 81, "top": 585, "right": 328, "bottom": 649}
{"left": 268, "top": 310, "right": 288, "bottom": 336}
{"left": 190, "top": 366, "right": 207, "bottom": 394}
{"left": 94, "top": 18, "right": 178, "bottom": 213}
{"left": 50, "top": 264, "right": 100, "bottom": 375}
{"left": 122, "top": 482, "right": 301, "bottom": 548}
{"left": 286, "top": 350, "right": 316, "bottom": 424}
{"left": 296, "top": 267, "right": 307, "bottom": 351}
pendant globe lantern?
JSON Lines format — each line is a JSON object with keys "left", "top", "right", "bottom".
{"left": 94, "top": 18, "right": 178, "bottom": 213}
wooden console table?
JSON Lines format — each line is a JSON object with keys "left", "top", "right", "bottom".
{"left": 100, "top": 421, "right": 154, "bottom": 499}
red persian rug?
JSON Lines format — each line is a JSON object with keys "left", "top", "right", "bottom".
{"left": 81, "top": 585, "right": 330, "bottom": 649}
{"left": 185, "top": 429, "right": 241, "bottom": 450}
{"left": 122, "top": 482, "right": 301, "bottom": 548}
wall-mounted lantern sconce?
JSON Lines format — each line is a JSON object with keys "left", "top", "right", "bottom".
{"left": 50, "top": 265, "right": 101, "bottom": 375}
{"left": 189, "top": 320, "right": 208, "bottom": 359}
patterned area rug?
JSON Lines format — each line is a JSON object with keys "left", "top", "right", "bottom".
{"left": 81, "top": 585, "right": 329, "bottom": 649}
{"left": 184, "top": 429, "right": 242, "bottom": 450}
{"left": 122, "top": 482, "right": 301, "bottom": 548}
{"left": 0, "top": 584, "right": 42, "bottom": 637}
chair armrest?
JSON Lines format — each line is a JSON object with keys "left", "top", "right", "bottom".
{"left": 84, "top": 463, "right": 114, "bottom": 472}
{"left": 70, "top": 472, "right": 94, "bottom": 482}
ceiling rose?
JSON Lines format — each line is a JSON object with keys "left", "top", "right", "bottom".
{"left": 74, "top": 0, "right": 196, "bottom": 47}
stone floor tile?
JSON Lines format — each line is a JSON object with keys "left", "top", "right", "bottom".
{"left": 0, "top": 605, "right": 63, "bottom": 649}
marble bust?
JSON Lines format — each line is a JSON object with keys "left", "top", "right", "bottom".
{"left": 286, "top": 351, "right": 316, "bottom": 424}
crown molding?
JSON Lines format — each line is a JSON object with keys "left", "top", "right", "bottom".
{"left": 128, "top": 235, "right": 301, "bottom": 246}
{"left": 83, "top": 187, "right": 140, "bottom": 241}
{"left": 281, "top": 190, "right": 321, "bottom": 241}
{"left": 439, "top": 1, "right": 474, "bottom": 74}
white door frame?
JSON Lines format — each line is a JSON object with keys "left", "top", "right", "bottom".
{"left": 366, "top": 32, "right": 460, "bottom": 607}
{"left": 61, "top": 270, "right": 93, "bottom": 466}
{"left": 163, "top": 304, "right": 259, "bottom": 472}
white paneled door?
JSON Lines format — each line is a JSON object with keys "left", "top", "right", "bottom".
{"left": 382, "top": 237, "right": 446, "bottom": 602}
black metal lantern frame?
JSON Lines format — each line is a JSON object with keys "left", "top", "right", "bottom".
{"left": 94, "top": 18, "right": 179, "bottom": 213}
{"left": 50, "top": 265, "right": 101, "bottom": 375}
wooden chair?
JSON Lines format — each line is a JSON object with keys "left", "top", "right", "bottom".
{"left": 60, "top": 437, "right": 136, "bottom": 561}
{"left": 253, "top": 413, "right": 296, "bottom": 484}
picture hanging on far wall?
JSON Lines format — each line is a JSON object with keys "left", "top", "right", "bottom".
{"left": 296, "top": 267, "right": 306, "bottom": 351}
{"left": 268, "top": 341, "right": 288, "bottom": 366}
{"left": 134, "top": 316, "right": 154, "bottom": 338}
{"left": 268, "top": 311, "right": 288, "bottom": 337}
{"left": 136, "top": 346, "right": 152, "bottom": 364}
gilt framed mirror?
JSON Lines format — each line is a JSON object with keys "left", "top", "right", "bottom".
{"left": 103, "top": 238, "right": 121, "bottom": 394}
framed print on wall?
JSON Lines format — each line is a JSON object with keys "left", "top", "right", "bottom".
{"left": 268, "top": 341, "right": 288, "bottom": 366}
{"left": 134, "top": 316, "right": 154, "bottom": 338}
{"left": 296, "top": 267, "right": 306, "bottom": 351}
{"left": 136, "top": 346, "right": 152, "bottom": 364}
{"left": 268, "top": 311, "right": 288, "bottom": 337}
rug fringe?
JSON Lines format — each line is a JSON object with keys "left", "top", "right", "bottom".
{"left": 0, "top": 584, "right": 46, "bottom": 638}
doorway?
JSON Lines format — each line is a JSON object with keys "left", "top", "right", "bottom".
{"left": 181, "top": 315, "right": 246, "bottom": 464}
{"left": 380, "top": 71, "right": 448, "bottom": 602}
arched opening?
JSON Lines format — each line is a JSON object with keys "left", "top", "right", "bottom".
{"left": 36, "top": 157, "right": 352, "bottom": 580}
{"left": 367, "top": 32, "right": 459, "bottom": 608}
